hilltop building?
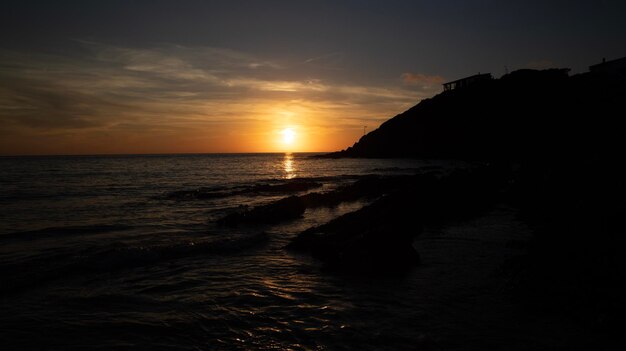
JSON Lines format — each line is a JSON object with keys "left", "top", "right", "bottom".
{"left": 589, "top": 57, "right": 626, "bottom": 79}
{"left": 443, "top": 73, "right": 492, "bottom": 91}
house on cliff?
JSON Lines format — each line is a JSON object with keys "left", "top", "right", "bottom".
{"left": 589, "top": 57, "right": 626, "bottom": 79}
{"left": 443, "top": 73, "right": 492, "bottom": 91}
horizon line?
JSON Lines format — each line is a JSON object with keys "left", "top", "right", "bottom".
{"left": 0, "top": 151, "right": 335, "bottom": 158}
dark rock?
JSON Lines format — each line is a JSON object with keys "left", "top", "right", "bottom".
{"left": 216, "top": 174, "right": 430, "bottom": 227}
{"left": 336, "top": 224, "right": 421, "bottom": 272}
{"left": 299, "top": 174, "right": 421, "bottom": 208}
{"left": 287, "top": 165, "right": 506, "bottom": 273}
{"left": 167, "top": 179, "right": 323, "bottom": 201}
{"left": 248, "top": 180, "right": 322, "bottom": 194}
{"left": 288, "top": 190, "right": 424, "bottom": 273}
{"left": 217, "top": 195, "right": 306, "bottom": 226}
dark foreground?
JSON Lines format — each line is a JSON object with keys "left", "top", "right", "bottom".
{"left": 225, "top": 161, "right": 625, "bottom": 349}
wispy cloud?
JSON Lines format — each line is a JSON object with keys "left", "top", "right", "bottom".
{"left": 302, "top": 52, "right": 344, "bottom": 67}
{"left": 0, "top": 43, "right": 441, "bottom": 154}
{"left": 525, "top": 59, "right": 555, "bottom": 70}
{"left": 401, "top": 72, "right": 445, "bottom": 88}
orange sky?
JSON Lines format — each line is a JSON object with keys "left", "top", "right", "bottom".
{"left": 0, "top": 43, "right": 443, "bottom": 155}
{"left": 3, "top": 2, "right": 626, "bottom": 155}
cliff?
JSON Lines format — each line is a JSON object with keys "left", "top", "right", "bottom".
{"left": 326, "top": 68, "right": 625, "bottom": 161}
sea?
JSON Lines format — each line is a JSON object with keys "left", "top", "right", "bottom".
{"left": 2, "top": 153, "right": 462, "bottom": 350}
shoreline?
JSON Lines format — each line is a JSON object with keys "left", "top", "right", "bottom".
{"left": 213, "top": 160, "right": 624, "bottom": 348}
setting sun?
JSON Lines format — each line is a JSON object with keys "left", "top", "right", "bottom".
{"left": 281, "top": 128, "right": 296, "bottom": 144}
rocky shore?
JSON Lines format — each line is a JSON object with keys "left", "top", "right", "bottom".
{"left": 213, "top": 157, "right": 624, "bottom": 347}
{"left": 217, "top": 164, "right": 505, "bottom": 272}
{"left": 286, "top": 166, "right": 503, "bottom": 272}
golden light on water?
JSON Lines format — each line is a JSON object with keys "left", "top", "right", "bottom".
{"left": 283, "top": 153, "right": 296, "bottom": 179}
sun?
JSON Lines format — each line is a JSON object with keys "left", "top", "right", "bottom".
{"left": 281, "top": 128, "right": 296, "bottom": 144}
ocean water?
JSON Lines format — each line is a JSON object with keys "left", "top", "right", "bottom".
{"left": 1, "top": 153, "right": 448, "bottom": 350}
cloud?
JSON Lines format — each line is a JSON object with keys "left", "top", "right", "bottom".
{"left": 401, "top": 72, "right": 445, "bottom": 87}
{"left": 0, "top": 43, "right": 442, "bottom": 153}
{"left": 526, "top": 59, "right": 555, "bottom": 70}
{"left": 301, "top": 52, "right": 344, "bottom": 70}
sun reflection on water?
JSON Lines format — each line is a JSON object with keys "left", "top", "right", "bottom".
{"left": 283, "top": 153, "right": 296, "bottom": 179}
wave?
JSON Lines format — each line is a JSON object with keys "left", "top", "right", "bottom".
{"left": 163, "top": 175, "right": 362, "bottom": 201}
{"left": 0, "top": 224, "right": 134, "bottom": 242}
{"left": 0, "top": 232, "right": 269, "bottom": 296}
{"left": 216, "top": 174, "right": 423, "bottom": 227}
{"left": 368, "top": 166, "right": 426, "bottom": 172}
{"left": 77, "top": 232, "right": 270, "bottom": 272}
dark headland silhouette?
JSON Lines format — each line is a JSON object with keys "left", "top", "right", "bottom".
{"left": 324, "top": 64, "right": 624, "bottom": 160}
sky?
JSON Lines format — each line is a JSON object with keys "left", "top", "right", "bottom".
{"left": 1, "top": 0, "right": 625, "bottom": 155}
